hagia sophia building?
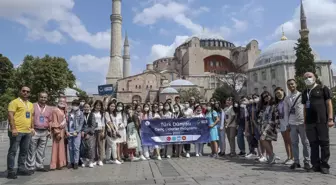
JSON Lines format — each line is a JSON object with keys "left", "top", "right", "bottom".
{"left": 106, "top": 0, "right": 333, "bottom": 104}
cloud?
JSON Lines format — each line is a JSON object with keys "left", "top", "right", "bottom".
{"left": 69, "top": 54, "right": 109, "bottom": 73}
{"left": 190, "top": 6, "right": 209, "bottom": 17}
{"left": 231, "top": 18, "right": 248, "bottom": 32}
{"left": 272, "top": 0, "right": 336, "bottom": 46}
{"left": 150, "top": 35, "right": 189, "bottom": 61}
{"left": 232, "top": 0, "right": 264, "bottom": 27}
{"left": 0, "top": 0, "right": 110, "bottom": 49}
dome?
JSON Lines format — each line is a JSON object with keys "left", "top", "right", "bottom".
{"left": 184, "top": 33, "right": 225, "bottom": 43}
{"left": 169, "top": 79, "right": 195, "bottom": 86}
{"left": 161, "top": 87, "right": 178, "bottom": 94}
{"left": 64, "top": 88, "right": 78, "bottom": 97}
{"left": 253, "top": 39, "right": 320, "bottom": 68}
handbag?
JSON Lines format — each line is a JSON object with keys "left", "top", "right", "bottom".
{"left": 127, "top": 133, "right": 138, "bottom": 149}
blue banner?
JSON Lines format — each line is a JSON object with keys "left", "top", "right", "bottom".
{"left": 98, "top": 84, "right": 114, "bottom": 95}
{"left": 140, "top": 118, "right": 210, "bottom": 146}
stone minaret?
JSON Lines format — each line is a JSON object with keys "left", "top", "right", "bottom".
{"left": 299, "top": 0, "right": 309, "bottom": 40}
{"left": 106, "top": 0, "right": 123, "bottom": 85}
{"left": 123, "top": 31, "right": 130, "bottom": 78}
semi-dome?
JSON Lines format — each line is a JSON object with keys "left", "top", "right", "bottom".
{"left": 169, "top": 79, "right": 195, "bottom": 86}
{"left": 160, "top": 87, "right": 178, "bottom": 94}
{"left": 254, "top": 39, "right": 320, "bottom": 68}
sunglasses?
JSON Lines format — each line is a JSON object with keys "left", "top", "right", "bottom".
{"left": 22, "top": 90, "right": 30, "bottom": 93}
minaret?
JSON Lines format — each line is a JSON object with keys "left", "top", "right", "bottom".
{"left": 123, "top": 31, "right": 131, "bottom": 78}
{"left": 280, "top": 26, "right": 288, "bottom": 41}
{"left": 106, "top": 0, "right": 123, "bottom": 85}
{"left": 299, "top": 0, "right": 309, "bottom": 40}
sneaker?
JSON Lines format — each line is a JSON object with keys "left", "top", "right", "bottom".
{"left": 113, "top": 160, "right": 122, "bottom": 165}
{"left": 140, "top": 155, "right": 147, "bottom": 161}
{"left": 166, "top": 155, "right": 171, "bottom": 159}
{"left": 321, "top": 167, "right": 330, "bottom": 174}
{"left": 245, "top": 153, "right": 257, "bottom": 159}
{"left": 81, "top": 163, "right": 86, "bottom": 167}
{"left": 131, "top": 157, "right": 140, "bottom": 162}
{"left": 98, "top": 161, "right": 104, "bottom": 166}
{"left": 275, "top": 156, "right": 281, "bottom": 160}
{"left": 196, "top": 153, "right": 200, "bottom": 157}
{"left": 259, "top": 156, "right": 268, "bottom": 163}
{"left": 238, "top": 152, "right": 246, "bottom": 156}
{"left": 284, "top": 158, "right": 294, "bottom": 165}
{"left": 17, "top": 170, "right": 33, "bottom": 176}
{"left": 303, "top": 162, "right": 311, "bottom": 170}
{"left": 7, "top": 172, "right": 17, "bottom": 179}
{"left": 157, "top": 156, "right": 162, "bottom": 161}
{"left": 186, "top": 153, "right": 190, "bottom": 158}
{"left": 268, "top": 153, "right": 276, "bottom": 164}
{"left": 88, "top": 162, "right": 94, "bottom": 168}
{"left": 290, "top": 163, "right": 301, "bottom": 170}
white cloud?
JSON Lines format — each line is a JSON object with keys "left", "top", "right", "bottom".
{"left": 240, "top": 0, "right": 264, "bottom": 27}
{"left": 190, "top": 6, "right": 210, "bottom": 17}
{"left": 0, "top": 0, "right": 110, "bottom": 49}
{"left": 69, "top": 54, "right": 109, "bottom": 73}
{"left": 150, "top": 35, "right": 189, "bottom": 61}
{"left": 272, "top": 0, "right": 336, "bottom": 46}
{"left": 75, "top": 80, "right": 82, "bottom": 88}
{"left": 231, "top": 18, "right": 248, "bottom": 32}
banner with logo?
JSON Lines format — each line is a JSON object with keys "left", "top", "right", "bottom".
{"left": 140, "top": 118, "right": 210, "bottom": 146}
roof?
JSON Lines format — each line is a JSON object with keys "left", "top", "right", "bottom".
{"left": 253, "top": 39, "right": 320, "bottom": 68}
{"left": 169, "top": 79, "right": 195, "bottom": 86}
{"left": 160, "top": 87, "right": 178, "bottom": 94}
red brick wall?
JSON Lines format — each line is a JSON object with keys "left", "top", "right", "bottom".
{"left": 203, "top": 55, "right": 235, "bottom": 73}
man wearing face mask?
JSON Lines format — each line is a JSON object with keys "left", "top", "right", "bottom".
{"left": 66, "top": 100, "right": 84, "bottom": 169}
{"left": 302, "top": 72, "right": 334, "bottom": 174}
{"left": 237, "top": 97, "right": 248, "bottom": 156}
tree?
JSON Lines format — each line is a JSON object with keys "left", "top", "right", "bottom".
{"left": 178, "top": 87, "right": 203, "bottom": 102}
{"left": 14, "top": 55, "right": 76, "bottom": 104}
{"left": 212, "top": 83, "right": 235, "bottom": 104}
{"left": 72, "top": 87, "right": 89, "bottom": 102}
{"left": 0, "top": 54, "right": 16, "bottom": 121}
{"left": 294, "top": 37, "right": 316, "bottom": 92}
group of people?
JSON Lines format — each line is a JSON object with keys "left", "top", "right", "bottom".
{"left": 5, "top": 71, "right": 334, "bottom": 179}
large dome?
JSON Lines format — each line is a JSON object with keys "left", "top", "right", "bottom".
{"left": 169, "top": 79, "right": 195, "bottom": 86}
{"left": 253, "top": 39, "right": 320, "bottom": 68}
{"left": 182, "top": 33, "right": 235, "bottom": 48}
{"left": 160, "top": 87, "right": 178, "bottom": 94}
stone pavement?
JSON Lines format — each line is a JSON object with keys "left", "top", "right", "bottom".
{"left": 0, "top": 129, "right": 336, "bottom": 185}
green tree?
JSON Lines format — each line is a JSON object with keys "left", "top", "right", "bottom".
{"left": 0, "top": 54, "right": 16, "bottom": 121}
{"left": 14, "top": 55, "right": 76, "bottom": 104}
{"left": 294, "top": 37, "right": 316, "bottom": 92}
{"left": 212, "top": 83, "right": 235, "bottom": 104}
{"left": 178, "top": 87, "right": 203, "bottom": 102}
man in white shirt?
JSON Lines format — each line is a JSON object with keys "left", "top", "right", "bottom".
{"left": 284, "top": 79, "right": 310, "bottom": 170}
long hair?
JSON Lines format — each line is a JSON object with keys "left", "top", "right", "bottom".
{"left": 142, "top": 103, "right": 151, "bottom": 115}
{"left": 112, "top": 102, "right": 125, "bottom": 117}
{"left": 107, "top": 101, "right": 116, "bottom": 114}
{"left": 205, "top": 102, "right": 213, "bottom": 114}
{"left": 92, "top": 100, "right": 104, "bottom": 116}
{"left": 151, "top": 103, "right": 159, "bottom": 115}
{"left": 214, "top": 101, "right": 221, "bottom": 113}
{"left": 173, "top": 103, "right": 183, "bottom": 117}
{"left": 163, "top": 102, "right": 172, "bottom": 113}
{"left": 274, "top": 87, "right": 286, "bottom": 104}
{"left": 259, "top": 91, "right": 274, "bottom": 111}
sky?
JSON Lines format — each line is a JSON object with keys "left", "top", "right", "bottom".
{"left": 0, "top": 0, "right": 336, "bottom": 94}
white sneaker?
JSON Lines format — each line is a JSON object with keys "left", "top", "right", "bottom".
{"left": 196, "top": 153, "right": 200, "bottom": 157}
{"left": 186, "top": 153, "right": 190, "bottom": 158}
{"left": 131, "top": 157, "right": 140, "bottom": 162}
{"left": 166, "top": 155, "right": 171, "bottom": 159}
{"left": 140, "top": 155, "right": 147, "bottom": 161}
{"left": 98, "top": 161, "right": 104, "bottom": 166}
{"left": 246, "top": 153, "right": 258, "bottom": 159}
{"left": 157, "top": 156, "right": 162, "bottom": 161}
{"left": 88, "top": 162, "right": 94, "bottom": 168}
{"left": 284, "top": 159, "right": 294, "bottom": 165}
{"left": 81, "top": 163, "right": 86, "bottom": 167}
{"left": 113, "top": 160, "right": 122, "bottom": 165}
{"left": 93, "top": 162, "right": 97, "bottom": 166}
{"left": 259, "top": 156, "right": 267, "bottom": 163}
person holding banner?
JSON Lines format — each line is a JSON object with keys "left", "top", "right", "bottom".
{"left": 214, "top": 101, "right": 226, "bottom": 156}
{"left": 150, "top": 103, "right": 162, "bottom": 160}
{"left": 112, "top": 102, "right": 127, "bottom": 163}
{"left": 125, "top": 105, "right": 141, "bottom": 161}
{"left": 182, "top": 101, "right": 193, "bottom": 158}
{"left": 173, "top": 104, "right": 184, "bottom": 158}
{"left": 193, "top": 104, "right": 205, "bottom": 157}
{"left": 141, "top": 103, "right": 153, "bottom": 159}
{"left": 162, "top": 102, "right": 174, "bottom": 158}
{"left": 205, "top": 102, "right": 220, "bottom": 158}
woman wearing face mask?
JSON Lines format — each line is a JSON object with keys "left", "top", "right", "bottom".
{"left": 85, "top": 100, "right": 106, "bottom": 167}
{"left": 258, "top": 91, "right": 279, "bottom": 164}
{"left": 140, "top": 103, "right": 153, "bottom": 159}
{"left": 125, "top": 105, "right": 142, "bottom": 161}
{"left": 149, "top": 103, "right": 163, "bottom": 160}
{"left": 104, "top": 102, "right": 121, "bottom": 165}
{"left": 158, "top": 102, "right": 164, "bottom": 115}
{"left": 237, "top": 97, "right": 249, "bottom": 156}
{"left": 193, "top": 104, "right": 205, "bottom": 156}
{"left": 80, "top": 103, "right": 92, "bottom": 167}
{"left": 245, "top": 95, "right": 260, "bottom": 160}
{"left": 162, "top": 102, "right": 173, "bottom": 158}
{"left": 182, "top": 101, "right": 193, "bottom": 158}
{"left": 50, "top": 98, "right": 67, "bottom": 170}
{"left": 205, "top": 102, "right": 220, "bottom": 157}
{"left": 173, "top": 104, "right": 184, "bottom": 158}
{"left": 214, "top": 101, "right": 226, "bottom": 156}
{"left": 274, "top": 87, "right": 294, "bottom": 165}
{"left": 110, "top": 102, "right": 127, "bottom": 163}
{"left": 224, "top": 98, "right": 237, "bottom": 157}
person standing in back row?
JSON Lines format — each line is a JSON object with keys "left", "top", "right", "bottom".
{"left": 301, "top": 72, "right": 334, "bottom": 174}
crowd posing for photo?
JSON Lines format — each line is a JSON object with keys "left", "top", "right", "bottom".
{"left": 5, "top": 71, "right": 334, "bottom": 179}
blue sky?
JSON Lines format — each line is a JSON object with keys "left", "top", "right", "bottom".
{"left": 0, "top": 0, "right": 335, "bottom": 94}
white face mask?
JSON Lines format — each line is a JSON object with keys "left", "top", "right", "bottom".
{"left": 185, "top": 104, "right": 190, "bottom": 108}
{"left": 305, "top": 77, "right": 315, "bottom": 86}
{"left": 254, "top": 98, "right": 259, "bottom": 103}
{"left": 72, "top": 106, "right": 79, "bottom": 111}
{"left": 128, "top": 110, "right": 133, "bottom": 115}
{"left": 207, "top": 106, "right": 212, "bottom": 111}
{"left": 80, "top": 102, "right": 85, "bottom": 106}
{"left": 240, "top": 104, "right": 246, "bottom": 108}
{"left": 117, "top": 107, "right": 123, "bottom": 111}
{"left": 165, "top": 106, "right": 170, "bottom": 110}
{"left": 196, "top": 110, "right": 202, "bottom": 114}
{"left": 249, "top": 99, "right": 254, "bottom": 104}
{"left": 159, "top": 105, "right": 163, "bottom": 110}
{"left": 234, "top": 103, "right": 238, "bottom": 107}
{"left": 144, "top": 107, "right": 149, "bottom": 112}
{"left": 174, "top": 108, "right": 179, "bottom": 112}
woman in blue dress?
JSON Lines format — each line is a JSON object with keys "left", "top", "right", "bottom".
{"left": 205, "top": 102, "right": 220, "bottom": 157}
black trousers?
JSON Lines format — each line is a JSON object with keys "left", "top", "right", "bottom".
{"left": 305, "top": 123, "right": 330, "bottom": 169}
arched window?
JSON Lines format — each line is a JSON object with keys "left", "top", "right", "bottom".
{"left": 216, "top": 61, "right": 219, "bottom": 67}
{"left": 150, "top": 85, "right": 152, "bottom": 89}
{"left": 210, "top": 61, "right": 214, "bottom": 67}
{"left": 135, "top": 85, "right": 138, "bottom": 89}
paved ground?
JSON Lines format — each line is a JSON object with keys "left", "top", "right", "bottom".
{"left": 0, "top": 129, "right": 336, "bottom": 185}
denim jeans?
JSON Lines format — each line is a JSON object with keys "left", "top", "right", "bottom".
{"left": 289, "top": 124, "right": 310, "bottom": 164}
{"left": 237, "top": 125, "right": 245, "bottom": 153}
{"left": 218, "top": 127, "right": 226, "bottom": 153}
{"left": 7, "top": 132, "right": 31, "bottom": 172}
{"left": 67, "top": 134, "right": 81, "bottom": 164}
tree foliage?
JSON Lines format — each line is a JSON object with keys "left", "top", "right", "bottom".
{"left": 72, "top": 87, "right": 89, "bottom": 102}
{"left": 13, "top": 55, "right": 76, "bottom": 104}
{"left": 294, "top": 37, "right": 316, "bottom": 92}
{"left": 178, "top": 87, "right": 203, "bottom": 102}
{"left": 212, "top": 83, "right": 236, "bottom": 104}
